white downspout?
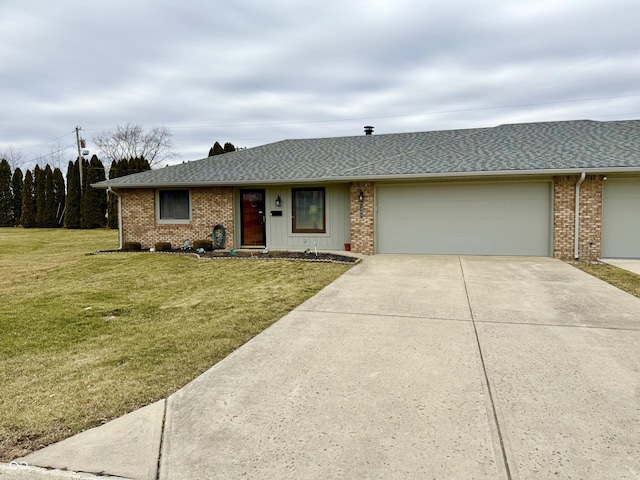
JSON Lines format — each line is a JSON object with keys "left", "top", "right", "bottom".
{"left": 107, "top": 187, "right": 123, "bottom": 250}
{"left": 574, "top": 172, "right": 586, "bottom": 260}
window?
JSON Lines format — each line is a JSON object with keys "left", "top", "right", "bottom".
{"left": 157, "top": 190, "right": 190, "bottom": 222}
{"left": 292, "top": 187, "right": 325, "bottom": 233}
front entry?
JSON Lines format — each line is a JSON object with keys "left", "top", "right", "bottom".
{"left": 240, "top": 189, "right": 266, "bottom": 247}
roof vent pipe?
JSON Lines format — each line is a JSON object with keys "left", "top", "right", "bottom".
{"left": 574, "top": 172, "right": 586, "bottom": 260}
{"left": 364, "top": 126, "right": 374, "bottom": 135}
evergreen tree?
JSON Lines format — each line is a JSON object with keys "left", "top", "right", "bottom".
{"left": 129, "top": 156, "right": 141, "bottom": 174}
{"left": 64, "top": 159, "right": 82, "bottom": 229}
{"left": 106, "top": 160, "right": 120, "bottom": 229}
{"left": 93, "top": 156, "right": 107, "bottom": 223}
{"left": 223, "top": 142, "right": 236, "bottom": 153}
{"left": 43, "top": 165, "right": 57, "bottom": 227}
{"left": 11, "top": 168, "right": 23, "bottom": 226}
{"left": 34, "top": 165, "right": 45, "bottom": 227}
{"left": 20, "top": 170, "right": 36, "bottom": 228}
{"left": 52, "top": 168, "right": 66, "bottom": 227}
{"left": 0, "top": 159, "right": 12, "bottom": 226}
{"left": 81, "top": 155, "right": 106, "bottom": 228}
{"left": 126, "top": 156, "right": 151, "bottom": 174}
{"left": 209, "top": 141, "right": 224, "bottom": 156}
{"left": 122, "top": 157, "right": 132, "bottom": 175}
{"left": 105, "top": 157, "right": 150, "bottom": 229}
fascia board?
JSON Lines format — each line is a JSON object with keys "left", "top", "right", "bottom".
{"left": 91, "top": 166, "right": 640, "bottom": 189}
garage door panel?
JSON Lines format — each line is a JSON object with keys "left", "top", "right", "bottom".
{"left": 377, "top": 183, "right": 551, "bottom": 256}
{"left": 602, "top": 179, "right": 640, "bottom": 258}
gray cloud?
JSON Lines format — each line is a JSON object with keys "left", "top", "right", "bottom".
{"left": 1, "top": 0, "right": 639, "bottom": 169}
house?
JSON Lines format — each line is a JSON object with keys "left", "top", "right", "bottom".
{"left": 93, "top": 119, "right": 640, "bottom": 260}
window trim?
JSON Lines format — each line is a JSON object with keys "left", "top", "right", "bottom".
{"left": 291, "top": 187, "right": 326, "bottom": 234}
{"left": 156, "top": 189, "right": 192, "bottom": 224}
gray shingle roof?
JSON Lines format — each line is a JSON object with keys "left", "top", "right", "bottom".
{"left": 94, "top": 119, "right": 640, "bottom": 188}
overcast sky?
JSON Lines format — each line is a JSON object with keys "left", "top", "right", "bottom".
{"left": 1, "top": 0, "right": 639, "bottom": 171}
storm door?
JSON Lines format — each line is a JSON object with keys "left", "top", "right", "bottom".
{"left": 240, "top": 189, "right": 266, "bottom": 247}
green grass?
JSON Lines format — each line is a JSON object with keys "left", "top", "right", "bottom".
{"left": 0, "top": 228, "right": 351, "bottom": 461}
{"left": 573, "top": 262, "right": 640, "bottom": 298}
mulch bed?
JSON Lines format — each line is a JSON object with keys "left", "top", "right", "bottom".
{"left": 95, "top": 249, "right": 360, "bottom": 264}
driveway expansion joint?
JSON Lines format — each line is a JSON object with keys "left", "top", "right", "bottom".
{"left": 294, "top": 308, "right": 472, "bottom": 323}
{"left": 154, "top": 400, "right": 168, "bottom": 480}
{"left": 459, "top": 256, "right": 513, "bottom": 480}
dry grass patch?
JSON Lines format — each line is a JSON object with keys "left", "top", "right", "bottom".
{"left": 0, "top": 228, "right": 351, "bottom": 460}
{"left": 572, "top": 262, "right": 640, "bottom": 298}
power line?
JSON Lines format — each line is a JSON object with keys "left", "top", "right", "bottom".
{"left": 11, "top": 130, "right": 76, "bottom": 151}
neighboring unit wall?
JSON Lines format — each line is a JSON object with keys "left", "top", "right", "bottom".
{"left": 120, "top": 187, "right": 234, "bottom": 249}
{"left": 350, "top": 182, "right": 375, "bottom": 255}
{"left": 552, "top": 175, "right": 603, "bottom": 260}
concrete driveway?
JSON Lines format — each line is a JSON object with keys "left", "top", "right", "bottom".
{"left": 8, "top": 255, "right": 640, "bottom": 479}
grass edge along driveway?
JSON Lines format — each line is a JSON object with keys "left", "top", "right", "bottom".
{"left": 0, "top": 228, "right": 351, "bottom": 461}
{"left": 572, "top": 261, "right": 640, "bottom": 299}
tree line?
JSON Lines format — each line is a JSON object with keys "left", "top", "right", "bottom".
{"left": 0, "top": 156, "right": 149, "bottom": 229}
{"left": 0, "top": 129, "right": 235, "bottom": 229}
{"left": 208, "top": 141, "right": 236, "bottom": 156}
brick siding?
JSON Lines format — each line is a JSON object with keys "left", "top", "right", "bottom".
{"left": 350, "top": 182, "right": 375, "bottom": 255}
{"left": 119, "top": 187, "right": 234, "bottom": 249}
{"left": 577, "top": 175, "right": 603, "bottom": 261}
{"left": 119, "top": 177, "right": 605, "bottom": 259}
{"left": 552, "top": 175, "right": 603, "bottom": 260}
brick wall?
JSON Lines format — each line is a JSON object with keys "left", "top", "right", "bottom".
{"left": 119, "top": 187, "right": 234, "bottom": 249}
{"left": 552, "top": 175, "right": 603, "bottom": 260}
{"left": 553, "top": 176, "right": 576, "bottom": 259}
{"left": 578, "top": 175, "right": 603, "bottom": 261}
{"left": 117, "top": 178, "right": 605, "bottom": 259}
{"left": 350, "top": 182, "right": 375, "bottom": 255}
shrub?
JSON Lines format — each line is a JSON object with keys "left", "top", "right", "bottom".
{"left": 154, "top": 242, "right": 171, "bottom": 252}
{"left": 193, "top": 239, "right": 212, "bottom": 251}
{"left": 122, "top": 241, "right": 142, "bottom": 251}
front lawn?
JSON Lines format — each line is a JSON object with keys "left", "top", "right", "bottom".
{"left": 0, "top": 228, "right": 351, "bottom": 461}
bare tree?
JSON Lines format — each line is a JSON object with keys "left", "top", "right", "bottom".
{"left": 92, "top": 123, "right": 178, "bottom": 167}
{"left": 47, "top": 142, "right": 71, "bottom": 171}
{"left": 0, "top": 145, "right": 26, "bottom": 170}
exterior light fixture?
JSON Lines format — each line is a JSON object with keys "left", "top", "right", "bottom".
{"left": 275, "top": 195, "right": 281, "bottom": 207}
{"left": 358, "top": 191, "right": 364, "bottom": 203}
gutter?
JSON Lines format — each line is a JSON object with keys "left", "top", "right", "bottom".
{"left": 92, "top": 167, "right": 640, "bottom": 190}
{"left": 574, "top": 172, "right": 586, "bottom": 259}
{"left": 107, "top": 187, "right": 123, "bottom": 250}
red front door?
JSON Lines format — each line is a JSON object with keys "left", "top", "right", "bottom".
{"left": 241, "top": 190, "right": 266, "bottom": 247}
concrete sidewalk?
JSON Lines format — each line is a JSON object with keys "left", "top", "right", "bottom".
{"left": 5, "top": 255, "right": 640, "bottom": 479}
{"left": 601, "top": 258, "right": 640, "bottom": 276}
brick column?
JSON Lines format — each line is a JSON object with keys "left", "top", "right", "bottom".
{"left": 578, "top": 175, "right": 603, "bottom": 261}
{"left": 553, "top": 176, "right": 576, "bottom": 260}
{"left": 350, "top": 182, "right": 375, "bottom": 255}
{"left": 553, "top": 175, "right": 603, "bottom": 260}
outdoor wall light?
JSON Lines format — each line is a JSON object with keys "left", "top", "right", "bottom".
{"left": 358, "top": 191, "right": 364, "bottom": 203}
{"left": 275, "top": 195, "right": 281, "bottom": 207}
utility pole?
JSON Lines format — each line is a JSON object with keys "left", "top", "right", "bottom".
{"left": 75, "top": 126, "right": 83, "bottom": 187}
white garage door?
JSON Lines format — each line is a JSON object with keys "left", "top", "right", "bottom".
{"left": 602, "top": 179, "right": 640, "bottom": 258}
{"left": 376, "top": 182, "right": 551, "bottom": 256}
